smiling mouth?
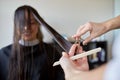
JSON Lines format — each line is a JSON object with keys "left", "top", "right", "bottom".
{"left": 23, "top": 31, "right": 32, "bottom": 36}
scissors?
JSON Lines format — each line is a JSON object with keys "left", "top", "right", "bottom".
{"left": 74, "top": 38, "right": 84, "bottom": 46}
{"left": 74, "top": 38, "right": 84, "bottom": 54}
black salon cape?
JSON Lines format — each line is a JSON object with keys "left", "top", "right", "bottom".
{"left": 0, "top": 43, "right": 64, "bottom": 80}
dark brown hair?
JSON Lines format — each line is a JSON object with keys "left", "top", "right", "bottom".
{"left": 8, "top": 5, "right": 43, "bottom": 80}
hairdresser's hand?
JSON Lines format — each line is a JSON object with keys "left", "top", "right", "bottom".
{"left": 73, "top": 22, "right": 108, "bottom": 45}
{"left": 59, "top": 52, "right": 88, "bottom": 80}
{"left": 68, "top": 44, "right": 89, "bottom": 71}
{"left": 59, "top": 44, "right": 89, "bottom": 79}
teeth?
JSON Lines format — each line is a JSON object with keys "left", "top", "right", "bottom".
{"left": 24, "top": 32, "right": 31, "bottom": 35}
{"left": 24, "top": 31, "right": 31, "bottom": 34}
{"left": 22, "top": 31, "right": 31, "bottom": 35}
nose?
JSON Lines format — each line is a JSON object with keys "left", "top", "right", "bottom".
{"left": 24, "top": 26, "right": 27, "bottom": 30}
{"left": 24, "top": 26, "right": 31, "bottom": 31}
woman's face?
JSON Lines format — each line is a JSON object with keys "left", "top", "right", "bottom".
{"left": 18, "top": 13, "right": 39, "bottom": 41}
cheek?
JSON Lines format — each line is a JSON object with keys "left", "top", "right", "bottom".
{"left": 35, "top": 27, "right": 39, "bottom": 32}
{"left": 17, "top": 29, "right": 21, "bottom": 37}
{"left": 32, "top": 26, "right": 39, "bottom": 35}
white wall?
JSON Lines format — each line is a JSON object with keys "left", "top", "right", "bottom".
{"left": 0, "top": 0, "right": 114, "bottom": 58}
{"left": 114, "top": 0, "right": 120, "bottom": 16}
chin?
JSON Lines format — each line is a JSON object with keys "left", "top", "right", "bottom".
{"left": 24, "top": 38, "right": 33, "bottom": 41}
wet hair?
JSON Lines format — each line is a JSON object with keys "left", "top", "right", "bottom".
{"left": 8, "top": 5, "right": 44, "bottom": 80}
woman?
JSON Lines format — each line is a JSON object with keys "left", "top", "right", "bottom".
{"left": 0, "top": 5, "right": 64, "bottom": 80}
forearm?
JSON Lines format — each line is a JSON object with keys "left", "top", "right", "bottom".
{"left": 103, "top": 15, "right": 120, "bottom": 32}
{"left": 90, "top": 64, "right": 106, "bottom": 80}
{"left": 79, "top": 64, "right": 107, "bottom": 80}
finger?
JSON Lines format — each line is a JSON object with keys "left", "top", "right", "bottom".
{"left": 72, "top": 25, "right": 84, "bottom": 39}
{"left": 69, "top": 44, "right": 77, "bottom": 56}
{"left": 74, "top": 51, "right": 86, "bottom": 63}
{"left": 77, "top": 46, "right": 83, "bottom": 54}
{"left": 76, "top": 57, "right": 89, "bottom": 71}
{"left": 82, "top": 57, "right": 88, "bottom": 62}
{"left": 82, "top": 35, "right": 94, "bottom": 45}
{"left": 74, "top": 25, "right": 90, "bottom": 39}
{"left": 81, "top": 57, "right": 89, "bottom": 71}
{"left": 77, "top": 57, "right": 88, "bottom": 64}
{"left": 62, "top": 52, "right": 69, "bottom": 58}
{"left": 59, "top": 52, "right": 75, "bottom": 74}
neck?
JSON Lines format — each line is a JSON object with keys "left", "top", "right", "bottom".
{"left": 19, "top": 39, "right": 39, "bottom": 46}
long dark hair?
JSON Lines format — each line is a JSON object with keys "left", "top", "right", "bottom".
{"left": 8, "top": 5, "right": 44, "bottom": 80}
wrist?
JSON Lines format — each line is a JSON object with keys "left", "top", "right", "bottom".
{"left": 102, "top": 21, "right": 112, "bottom": 32}
{"left": 103, "top": 16, "right": 120, "bottom": 31}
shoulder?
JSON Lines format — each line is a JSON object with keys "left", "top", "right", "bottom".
{"left": 0, "top": 44, "right": 12, "bottom": 58}
{"left": 0, "top": 44, "right": 12, "bottom": 79}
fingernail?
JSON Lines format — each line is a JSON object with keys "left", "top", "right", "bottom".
{"left": 83, "top": 42, "right": 87, "bottom": 45}
{"left": 62, "top": 52, "right": 66, "bottom": 56}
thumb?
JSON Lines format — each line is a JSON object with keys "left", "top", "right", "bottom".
{"left": 59, "top": 52, "right": 75, "bottom": 74}
{"left": 59, "top": 52, "right": 70, "bottom": 71}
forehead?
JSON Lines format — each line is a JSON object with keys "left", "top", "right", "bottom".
{"left": 15, "top": 8, "right": 39, "bottom": 28}
{"left": 25, "top": 10, "right": 35, "bottom": 20}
